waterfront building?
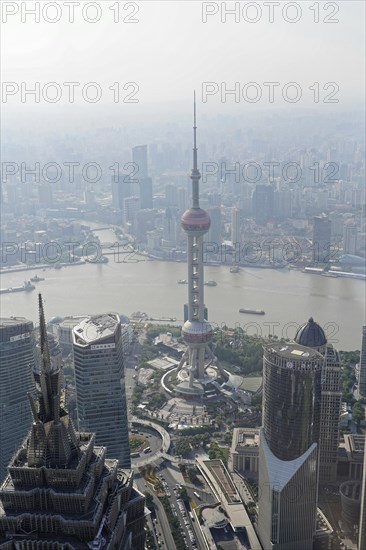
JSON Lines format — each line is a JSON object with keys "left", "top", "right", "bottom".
{"left": 140, "top": 176, "right": 153, "bottom": 209}
{"left": 343, "top": 219, "right": 358, "bottom": 255}
{"left": 207, "top": 206, "right": 222, "bottom": 245}
{"left": 111, "top": 173, "right": 131, "bottom": 210}
{"left": 312, "top": 216, "right": 331, "bottom": 263}
{"left": 123, "top": 196, "right": 140, "bottom": 231}
{"left": 257, "top": 342, "right": 323, "bottom": 550}
{"left": 162, "top": 207, "right": 177, "bottom": 248}
{"left": 132, "top": 145, "right": 148, "bottom": 198}
{"left": 0, "top": 296, "right": 145, "bottom": 549}
{"left": 231, "top": 207, "right": 240, "bottom": 246}
{"left": 252, "top": 184, "right": 274, "bottom": 225}
{"left": 72, "top": 313, "right": 131, "bottom": 468}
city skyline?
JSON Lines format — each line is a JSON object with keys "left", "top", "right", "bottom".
{"left": 1, "top": 2, "right": 366, "bottom": 546}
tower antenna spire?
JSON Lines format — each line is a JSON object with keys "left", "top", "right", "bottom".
{"left": 193, "top": 90, "right": 197, "bottom": 170}
{"left": 191, "top": 90, "right": 200, "bottom": 208}
{"left": 38, "top": 293, "right": 51, "bottom": 373}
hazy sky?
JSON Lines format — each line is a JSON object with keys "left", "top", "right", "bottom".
{"left": 1, "top": 1, "right": 365, "bottom": 124}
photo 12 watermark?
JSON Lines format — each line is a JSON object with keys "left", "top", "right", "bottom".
{"left": 1, "top": 82, "right": 140, "bottom": 104}
{"left": 201, "top": 160, "right": 339, "bottom": 185}
{"left": 1, "top": 161, "right": 141, "bottom": 184}
{"left": 1, "top": 1, "right": 140, "bottom": 24}
{"left": 201, "top": 2, "right": 340, "bottom": 24}
{"left": 201, "top": 81, "right": 339, "bottom": 104}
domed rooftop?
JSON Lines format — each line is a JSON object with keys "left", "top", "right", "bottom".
{"left": 181, "top": 208, "right": 210, "bottom": 233}
{"left": 48, "top": 316, "right": 64, "bottom": 324}
{"left": 294, "top": 317, "right": 327, "bottom": 348}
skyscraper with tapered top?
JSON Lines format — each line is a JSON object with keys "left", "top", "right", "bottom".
{"left": 0, "top": 295, "right": 145, "bottom": 549}
{"left": 257, "top": 342, "right": 323, "bottom": 550}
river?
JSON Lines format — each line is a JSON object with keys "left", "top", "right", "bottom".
{"left": 0, "top": 241, "right": 364, "bottom": 351}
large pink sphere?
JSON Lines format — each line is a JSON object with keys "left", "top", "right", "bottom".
{"left": 181, "top": 208, "right": 211, "bottom": 233}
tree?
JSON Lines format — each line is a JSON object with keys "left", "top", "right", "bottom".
{"left": 352, "top": 402, "right": 364, "bottom": 426}
{"left": 144, "top": 492, "right": 155, "bottom": 510}
{"left": 187, "top": 467, "right": 198, "bottom": 484}
{"left": 174, "top": 438, "right": 191, "bottom": 458}
{"left": 180, "top": 487, "right": 189, "bottom": 502}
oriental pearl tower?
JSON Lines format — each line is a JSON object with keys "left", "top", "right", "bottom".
{"left": 176, "top": 95, "right": 227, "bottom": 396}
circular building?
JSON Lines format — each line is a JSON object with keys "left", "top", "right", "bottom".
{"left": 262, "top": 342, "right": 323, "bottom": 461}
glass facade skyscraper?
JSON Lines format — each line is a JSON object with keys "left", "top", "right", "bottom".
{"left": 257, "top": 342, "right": 323, "bottom": 550}
{"left": 73, "top": 313, "right": 131, "bottom": 468}
{"left": 0, "top": 318, "right": 35, "bottom": 484}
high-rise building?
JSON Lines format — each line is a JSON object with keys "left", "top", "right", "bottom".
{"left": 111, "top": 173, "right": 131, "bottom": 210}
{"left": 0, "top": 297, "right": 145, "bottom": 549}
{"left": 178, "top": 186, "right": 188, "bottom": 212}
{"left": 319, "top": 344, "right": 342, "bottom": 483}
{"left": 123, "top": 196, "right": 140, "bottom": 231}
{"left": 231, "top": 207, "right": 240, "bottom": 246}
{"left": 359, "top": 436, "right": 366, "bottom": 550}
{"left": 165, "top": 184, "right": 178, "bottom": 207}
{"left": 162, "top": 207, "right": 177, "bottom": 248}
{"left": 343, "top": 219, "right": 358, "bottom": 255}
{"left": 252, "top": 184, "right": 274, "bottom": 225}
{"left": 38, "top": 181, "right": 53, "bottom": 208}
{"left": 358, "top": 325, "right": 366, "bottom": 398}
{"left": 132, "top": 145, "right": 148, "bottom": 198}
{"left": 330, "top": 212, "right": 344, "bottom": 244}
{"left": 207, "top": 206, "right": 222, "bottom": 245}
{"left": 257, "top": 342, "right": 323, "bottom": 550}
{"left": 312, "top": 216, "right": 331, "bottom": 263}
{"left": 295, "top": 317, "right": 342, "bottom": 484}
{"left": 140, "top": 176, "right": 153, "bottom": 209}
{"left": 0, "top": 318, "right": 35, "bottom": 483}
{"left": 135, "top": 208, "right": 155, "bottom": 242}
{"left": 132, "top": 145, "right": 148, "bottom": 178}
{"left": 72, "top": 313, "right": 131, "bottom": 468}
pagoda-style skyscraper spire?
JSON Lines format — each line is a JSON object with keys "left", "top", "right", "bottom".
{"left": 176, "top": 96, "right": 227, "bottom": 395}
{"left": 27, "top": 294, "right": 78, "bottom": 467}
{"left": 0, "top": 295, "right": 146, "bottom": 549}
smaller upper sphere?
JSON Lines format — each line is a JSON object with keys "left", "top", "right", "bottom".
{"left": 181, "top": 208, "right": 211, "bottom": 233}
{"left": 294, "top": 317, "right": 327, "bottom": 348}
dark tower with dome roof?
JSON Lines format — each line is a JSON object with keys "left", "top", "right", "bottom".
{"left": 294, "top": 317, "right": 327, "bottom": 351}
{"left": 295, "top": 317, "right": 341, "bottom": 484}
